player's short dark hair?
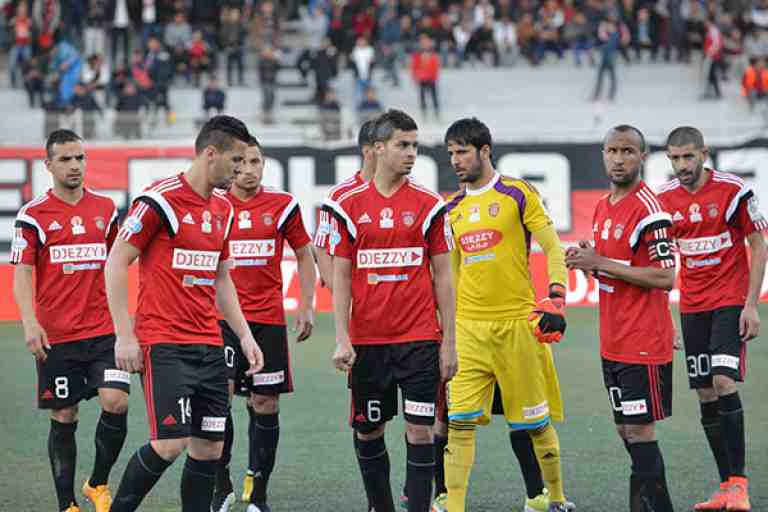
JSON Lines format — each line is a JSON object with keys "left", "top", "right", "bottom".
{"left": 247, "top": 135, "right": 262, "bottom": 149}
{"left": 370, "top": 109, "right": 418, "bottom": 143}
{"left": 45, "top": 129, "right": 83, "bottom": 159}
{"left": 194, "top": 115, "right": 251, "bottom": 155}
{"left": 358, "top": 119, "right": 377, "bottom": 150}
{"left": 443, "top": 117, "right": 493, "bottom": 152}
{"left": 605, "top": 124, "right": 647, "bottom": 152}
{"left": 666, "top": 126, "right": 705, "bottom": 149}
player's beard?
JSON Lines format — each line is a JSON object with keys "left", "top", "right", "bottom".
{"left": 60, "top": 173, "right": 83, "bottom": 189}
{"left": 609, "top": 166, "right": 641, "bottom": 187}
{"left": 458, "top": 157, "right": 483, "bottom": 184}
{"left": 676, "top": 161, "right": 704, "bottom": 186}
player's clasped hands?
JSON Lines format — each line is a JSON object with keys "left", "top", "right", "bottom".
{"left": 115, "top": 334, "right": 144, "bottom": 373}
{"left": 241, "top": 335, "right": 265, "bottom": 375}
{"left": 333, "top": 337, "right": 356, "bottom": 372}
{"left": 565, "top": 240, "right": 598, "bottom": 272}
{"left": 24, "top": 321, "right": 50, "bottom": 361}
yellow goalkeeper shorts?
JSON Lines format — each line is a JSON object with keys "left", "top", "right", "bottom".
{"left": 447, "top": 317, "right": 564, "bottom": 429}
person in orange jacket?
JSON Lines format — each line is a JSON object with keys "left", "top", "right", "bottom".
{"left": 411, "top": 34, "right": 441, "bottom": 120}
{"left": 742, "top": 58, "right": 768, "bottom": 110}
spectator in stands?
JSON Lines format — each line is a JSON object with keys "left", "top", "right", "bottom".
{"left": 744, "top": 25, "right": 768, "bottom": 59}
{"left": 411, "top": 33, "right": 441, "bottom": 120}
{"left": 742, "top": 57, "right": 768, "bottom": 110}
{"left": 434, "top": 13, "right": 458, "bottom": 67}
{"left": 535, "top": 0, "right": 565, "bottom": 62}
{"left": 219, "top": 6, "right": 248, "bottom": 87}
{"left": 114, "top": 81, "right": 144, "bottom": 138}
{"left": 379, "top": 8, "right": 402, "bottom": 85}
{"left": 187, "top": 29, "right": 211, "bottom": 87}
{"left": 632, "top": 6, "right": 658, "bottom": 61}
{"left": 474, "top": 0, "right": 495, "bottom": 29}
{"left": 84, "top": 0, "right": 108, "bottom": 58}
{"left": 721, "top": 12, "right": 744, "bottom": 81}
{"left": 354, "top": 6, "right": 376, "bottom": 41}
{"left": 400, "top": 15, "right": 417, "bottom": 55}
{"left": 51, "top": 36, "right": 83, "bottom": 108}
{"left": 319, "top": 87, "right": 340, "bottom": 112}
{"left": 82, "top": 53, "right": 110, "bottom": 103}
{"left": 297, "top": 5, "right": 328, "bottom": 83}
{"left": 493, "top": 15, "right": 518, "bottom": 66}
{"left": 358, "top": 86, "right": 382, "bottom": 113}
{"left": 564, "top": 9, "right": 594, "bottom": 66}
{"left": 108, "top": 0, "right": 135, "bottom": 67}
{"left": 203, "top": 76, "right": 226, "bottom": 117}
{"left": 71, "top": 82, "right": 102, "bottom": 114}
{"left": 351, "top": 36, "right": 375, "bottom": 101}
{"left": 9, "top": 0, "right": 32, "bottom": 88}
{"left": 516, "top": 12, "right": 539, "bottom": 65}
{"left": 318, "top": 88, "right": 341, "bottom": 140}
{"left": 453, "top": 18, "right": 472, "bottom": 67}
{"left": 312, "top": 38, "right": 339, "bottom": 103}
{"left": 33, "top": 0, "right": 61, "bottom": 54}
{"left": 259, "top": 46, "right": 279, "bottom": 124}
{"left": 165, "top": 11, "right": 192, "bottom": 80}
{"left": 468, "top": 16, "right": 500, "bottom": 66}
{"left": 255, "top": 0, "right": 280, "bottom": 51}
{"left": 108, "top": 65, "right": 130, "bottom": 105}
{"left": 592, "top": 12, "right": 630, "bottom": 101}
{"left": 23, "top": 56, "right": 46, "bottom": 108}
{"left": 145, "top": 36, "right": 174, "bottom": 121}
{"left": 130, "top": 49, "right": 153, "bottom": 103}
{"left": 702, "top": 15, "right": 724, "bottom": 100}
{"left": 327, "top": 5, "right": 350, "bottom": 57}
{"left": 751, "top": 0, "right": 768, "bottom": 33}
{"left": 140, "top": 0, "right": 161, "bottom": 49}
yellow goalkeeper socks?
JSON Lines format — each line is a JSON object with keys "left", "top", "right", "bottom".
{"left": 445, "top": 421, "right": 476, "bottom": 512}
{"left": 529, "top": 423, "right": 566, "bottom": 503}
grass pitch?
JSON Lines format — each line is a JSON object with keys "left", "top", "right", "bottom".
{"left": 0, "top": 308, "right": 766, "bottom": 511}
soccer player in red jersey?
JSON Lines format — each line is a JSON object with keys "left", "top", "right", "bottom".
{"left": 211, "top": 137, "right": 316, "bottom": 512}
{"left": 328, "top": 109, "right": 458, "bottom": 512}
{"left": 566, "top": 125, "right": 676, "bottom": 512}
{"left": 314, "top": 119, "right": 377, "bottom": 291}
{"left": 658, "top": 127, "right": 767, "bottom": 512}
{"left": 105, "top": 116, "right": 264, "bottom": 512}
{"left": 12, "top": 129, "right": 129, "bottom": 512}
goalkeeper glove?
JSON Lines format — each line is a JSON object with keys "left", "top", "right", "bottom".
{"left": 528, "top": 285, "right": 567, "bottom": 344}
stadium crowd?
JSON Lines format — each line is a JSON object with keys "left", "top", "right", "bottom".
{"left": 1, "top": 0, "right": 768, "bottom": 121}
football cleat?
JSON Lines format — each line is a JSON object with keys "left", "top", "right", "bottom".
{"left": 694, "top": 482, "right": 729, "bottom": 510}
{"left": 210, "top": 490, "right": 235, "bottom": 512}
{"left": 726, "top": 476, "right": 751, "bottom": 511}
{"left": 82, "top": 481, "right": 111, "bottom": 512}
{"left": 246, "top": 503, "right": 272, "bottom": 512}
{"left": 399, "top": 493, "right": 408, "bottom": 510}
{"left": 525, "top": 488, "right": 550, "bottom": 512}
{"left": 547, "top": 500, "right": 575, "bottom": 512}
{"left": 431, "top": 492, "right": 447, "bottom": 512}
{"left": 241, "top": 472, "right": 254, "bottom": 502}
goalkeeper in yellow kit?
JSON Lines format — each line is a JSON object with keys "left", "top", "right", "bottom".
{"left": 443, "top": 118, "right": 574, "bottom": 512}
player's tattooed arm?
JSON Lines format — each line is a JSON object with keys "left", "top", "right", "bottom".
{"left": 331, "top": 256, "right": 356, "bottom": 372}
{"left": 742, "top": 231, "right": 767, "bottom": 341}
{"left": 105, "top": 239, "right": 143, "bottom": 373}
{"left": 294, "top": 243, "right": 316, "bottom": 342}
{"left": 216, "top": 260, "right": 264, "bottom": 374}
{"left": 566, "top": 240, "right": 675, "bottom": 290}
{"left": 432, "top": 252, "right": 458, "bottom": 382}
{"left": 13, "top": 264, "right": 50, "bottom": 360}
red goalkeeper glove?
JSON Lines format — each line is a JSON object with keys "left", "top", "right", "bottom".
{"left": 528, "top": 285, "right": 567, "bottom": 344}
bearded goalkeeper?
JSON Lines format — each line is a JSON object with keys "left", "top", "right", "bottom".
{"left": 443, "top": 118, "right": 574, "bottom": 512}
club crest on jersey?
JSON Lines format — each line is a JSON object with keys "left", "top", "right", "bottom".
{"left": 689, "top": 203, "right": 702, "bottom": 223}
{"left": 201, "top": 211, "right": 212, "bottom": 233}
{"left": 94, "top": 216, "right": 106, "bottom": 231}
{"left": 601, "top": 219, "right": 612, "bottom": 240}
{"left": 71, "top": 216, "right": 86, "bottom": 235}
{"left": 238, "top": 210, "right": 252, "bottom": 229}
{"left": 488, "top": 202, "right": 500, "bottom": 217}
{"left": 672, "top": 211, "right": 684, "bottom": 222}
{"left": 379, "top": 208, "right": 394, "bottom": 229}
{"left": 263, "top": 213, "right": 274, "bottom": 226}
{"left": 215, "top": 215, "right": 223, "bottom": 231}
{"left": 48, "top": 220, "right": 62, "bottom": 231}
{"left": 182, "top": 213, "right": 195, "bottom": 225}
{"left": 402, "top": 211, "right": 415, "bottom": 226}
{"left": 469, "top": 205, "right": 481, "bottom": 223}
{"left": 707, "top": 203, "right": 719, "bottom": 219}
{"left": 613, "top": 224, "right": 624, "bottom": 240}
{"left": 124, "top": 216, "right": 142, "bottom": 234}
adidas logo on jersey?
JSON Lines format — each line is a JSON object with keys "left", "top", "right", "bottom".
{"left": 48, "top": 221, "right": 62, "bottom": 231}
{"left": 161, "top": 415, "right": 177, "bottom": 426}
{"left": 672, "top": 211, "right": 684, "bottom": 222}
{"left": 357, "top": 213, "right": 372, "bottom": 224}
{"left": 182, "top": 213, "right": 195, "bottom": 225}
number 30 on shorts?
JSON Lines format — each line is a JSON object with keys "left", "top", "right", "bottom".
{"left": 686, "top": 354, "right": 711, "bottom": 378}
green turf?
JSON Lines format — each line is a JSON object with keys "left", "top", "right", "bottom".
{"left": 0, "top": 309, "right": 766, "bottom": 511}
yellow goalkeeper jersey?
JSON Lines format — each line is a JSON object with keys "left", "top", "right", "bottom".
{"left": 447, "top": 173, "right": 554, "bottom": 320}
